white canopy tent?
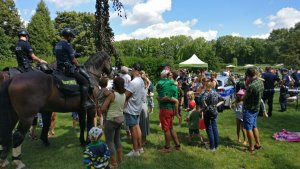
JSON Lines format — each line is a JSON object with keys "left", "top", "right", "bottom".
{"left": 179, "top": 54, "right": 208, "bottom": 68}
{"left": 226, "top": 65, "right": 236, "bottom": 68}
{"left": 244, "top": 64, "right": 255, "bottom": 68}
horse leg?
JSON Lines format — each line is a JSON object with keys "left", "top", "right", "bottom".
{"left": 40, "top": 112, "right": 52, "bottom": 146}
{"left": 0, "top": 110, "right": 18, "bottom": 168}
{"left": 11, "top": 117, "right": 33, "bottom": 169}
{"left": 78, "top": 110, "right": 87, "bottom": 146}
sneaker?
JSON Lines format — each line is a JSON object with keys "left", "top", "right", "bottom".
{"left": 126, "top": 150, "right": 140, "bottom": 157}
{"left": 139, "top": 148, "right": 144, "bottom": 154}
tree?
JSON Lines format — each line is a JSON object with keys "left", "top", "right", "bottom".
{"left": 278, "top": 22, "right": 300, "bottom": 67}
{"left": 0, "top": 27, "right": 12, "bottom": 59}
{"left": 55, "top": 12, "right": 96, "bottom": 57}
{"left": 95, "top": 0, "right": 125, "bottom": 69}
{"left": 232, "top": 57, "right": 238, "bottom": 66}
{"left": 266, "top": 28, "right": 289, "bottom": 64}
{"left": 27, "top": 0, "right": 56, "bottom": 57}
{"left": 0, "top": 0, "right": 22, "bottom": 56}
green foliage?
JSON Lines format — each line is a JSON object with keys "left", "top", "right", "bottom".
{"left": 0, "top": 27, "right": 12, "bottom": 59}
{"left": 278, "top": 23, "right": 300, "bottom": 68}
{"left": 55, "top": 12, "right": 96, "bottom": 58}
{"left": 232, "top": 57, "right": 238, "bottom": 66}
{"left": 95, "top": 0, "right": 124, "bottom": 69}
{"left": 0, "top": 0, "right": 22, "bottom": 55}
{"left": 121, "top": 56, "right": 169, "bottom": 82}
{"left": 27, "top": 0, "right": 56, "bottom": 58}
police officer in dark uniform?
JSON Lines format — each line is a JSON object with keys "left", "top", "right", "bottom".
{"left": 262, "top": 67, "right": 280, "bottom": 117}
{"left": 15, "top": 29, "right": 47, "bottom": 72}
{"left": 55, "top": 28, "right": 94, "bottom": 110}
{"left": 279, "top": 68, "right": 290, "bottom": 112}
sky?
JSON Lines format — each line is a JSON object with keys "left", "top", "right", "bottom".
{"left": 15, "top": 0, "right": 300, "bottom": 41}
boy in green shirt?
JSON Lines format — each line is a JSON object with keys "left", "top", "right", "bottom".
{"left": 186, "top": 102, "right": 204, "bottom": 145}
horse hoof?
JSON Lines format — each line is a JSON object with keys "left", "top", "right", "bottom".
{"left": 42, "top": 141, "right": 50, "bottom": 147}
{"left": 13, "top": 160, "right": 26, "bottom": 169}
{"left": 0, "top": 159, "right": 9, "bottom": 168}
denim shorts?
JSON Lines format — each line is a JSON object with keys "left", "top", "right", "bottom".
{"left": 124, "top": 113, "right": 140, "bottom": 127}
{"left": 243, "top": 109, "right": 258, "bottom": 130}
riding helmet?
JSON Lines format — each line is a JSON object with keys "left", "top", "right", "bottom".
{"left": 18, "top": 29, "right": 29, "bottom": 37}
{"left": 61, "top": 28, "right": 76, "bottom": 38}
{"left": 88, "top": 127, "right": 103, "bottom": 141}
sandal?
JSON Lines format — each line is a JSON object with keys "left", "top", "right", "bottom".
{"left": 109, "top": 163, "right": 118, "bottom": 168}
{"left": 159, "top": 146, "right": 172, "bottom": 153}
{"left": 254, "top": 145, "right": 262, "bottom": 150}
{"left": 243, "top": 148, "right": 255, "bottom": 153}
{"left": 175, "top": 144, "right": 181, "bottom": 151}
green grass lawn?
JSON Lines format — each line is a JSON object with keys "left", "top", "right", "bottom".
{"left": 7, "top": 94, "right": 300, "bottom": 169}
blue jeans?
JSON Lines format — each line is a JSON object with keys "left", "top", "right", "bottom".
{"left": 204, "top": 117, "right": 219, "bottom": 150}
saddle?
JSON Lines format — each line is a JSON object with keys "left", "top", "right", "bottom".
{"left": 8, "top": 67, "right": 23, "bottom": 78}
{"left": 52, "top": 71, "right": 80, "bottom": 96}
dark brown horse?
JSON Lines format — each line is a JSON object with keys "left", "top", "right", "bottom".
{"left": 0, "top": 51, "right": 112, "bottom": 168}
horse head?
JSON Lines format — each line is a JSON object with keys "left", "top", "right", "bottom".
{"left": 84, "top": 51, "right": 112, "bottom": 81}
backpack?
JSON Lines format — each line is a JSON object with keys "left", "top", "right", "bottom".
{"left": 204, "top": 91, "right": 219, "bottom": 118}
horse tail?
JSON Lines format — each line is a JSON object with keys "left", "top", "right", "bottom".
{"left": 0, "top": 79, "right": 13, "bottom": 150}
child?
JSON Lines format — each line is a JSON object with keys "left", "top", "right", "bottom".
{"left": 186, "top": 101, "right": 204, "bottom": 145}
{"left": 72, "top": 112, "right": 79, "bottom": 131}
{"left": 83, "top": 127, "right": 110, "bottom": 169}
{"left": 29, "top": 114, "right": 38, "bottom": 140}
{"left": 232, "top": 89, "right": 247, "bottom": 145}
{"left": 185, "top": 90, "right": 196, "bottom": 112}
{"left": 97, "top": 77, "right": 112, "bottom": 128}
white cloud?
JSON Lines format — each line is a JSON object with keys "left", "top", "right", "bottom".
{"left": 253, "top": 18, "right": 263, "bottom": 25}
{"left": 31, "top": 10, "right": 36, "bottom": 15}
{"left": 231, "top": 32, "right": 240, "bottom": 37}
{"left": 120, "top": 0, "right": 144, "bottom": 6}
{"left": 115, "top": 19, "right": 218, "bottom": 41}
{"left": 121, "top": 0, "right": 171, "bottom": 26}
{"left": 267, "top": 7, "right": 300, "bottom": 30}
{"left": 250, "top": 33, "right": 269, "bottom": 39}
{"left": 46, "top": 0, "right": 91, "bottom": 8}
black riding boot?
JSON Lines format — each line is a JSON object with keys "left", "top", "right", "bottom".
{"left": 79, "top": 67, "right": 94, "bottom": 90}
{"left": 81, "top": 86, "right": 95, "bottom": 110}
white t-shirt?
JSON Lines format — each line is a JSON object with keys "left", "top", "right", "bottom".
{"left": 124, "top": 76, "right": 145, "bottom": 115}
{"left": 120, "top": 74, "right": 131, "bottom": 89}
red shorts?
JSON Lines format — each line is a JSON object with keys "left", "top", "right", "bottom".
{"left": 159, "top": 108, "right": 174, "bottom": 132}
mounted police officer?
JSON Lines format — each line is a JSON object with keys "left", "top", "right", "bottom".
{"left": 55, "top": 28, "right": 94, "bottom": 110}
{"left": 279, "top": 68, "right": 290, "bottom": 112}
{"left": 15, "top": 29, "right": 47, "bottom": 72}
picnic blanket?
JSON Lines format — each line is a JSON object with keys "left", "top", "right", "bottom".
{"left": 273, "top": 129, "right": 300, "bottom": 142}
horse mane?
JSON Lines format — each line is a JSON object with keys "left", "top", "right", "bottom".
{"left": 84, "top": 51, "right": 110, "bottom": 70}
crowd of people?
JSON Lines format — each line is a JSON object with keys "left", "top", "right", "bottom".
{"left": 12, "top": 27, "right": 300, "bottom": 168}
